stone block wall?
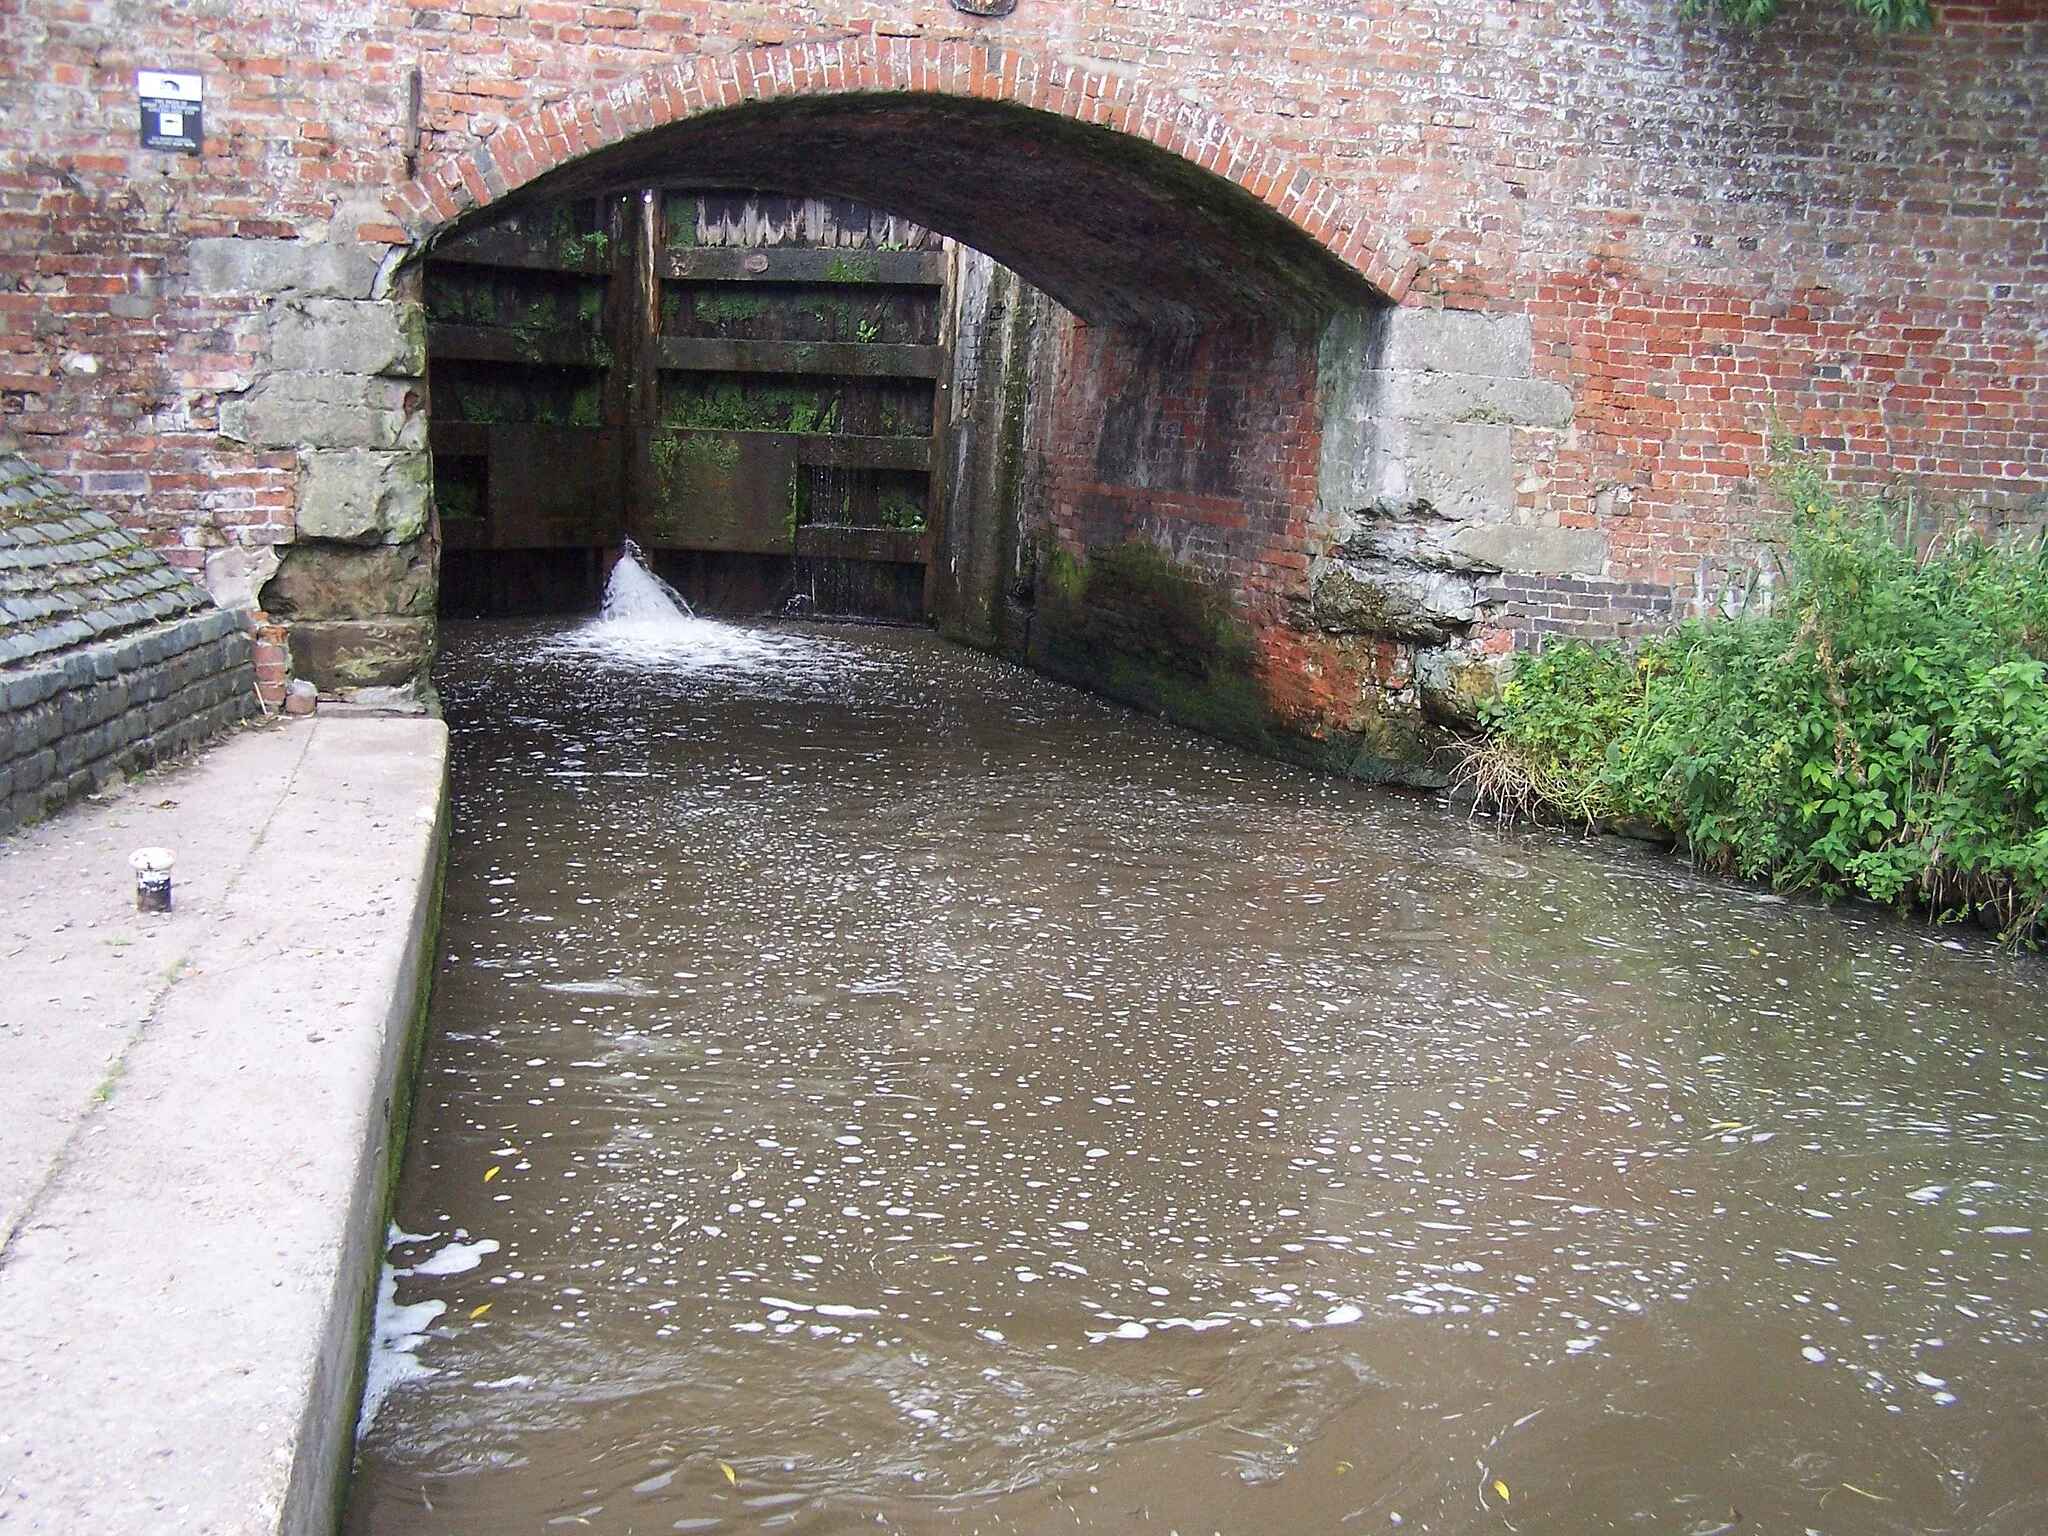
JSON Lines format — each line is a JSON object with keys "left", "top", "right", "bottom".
{"left": 1, "top": 610, "right": 256, "bottom": 833}
{"left": 190, "top": 236, "right": 437, "bottom": 702}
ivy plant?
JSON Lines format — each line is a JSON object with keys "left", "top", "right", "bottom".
{"left": 1681, "top": 0, "right": 1932, "bottom": 29}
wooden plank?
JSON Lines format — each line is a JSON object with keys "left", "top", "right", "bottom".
{"left": 659, "top": 248, "right": 944, "bottom": 286}
{"left": 636, "top": 430, "right": 930, "bottom": 472}
{"left": 428, "top": 323, "right": 610, "bottom": 368}
{"left": 655, "top": 337, "right": 944, "bottom": 379}
{"left": 440, "top": 516, "right": 491, "bottom": 551}
{"left": 641, "top": 430, "right": 795, "bottom": 555}
{"left": 789, "top": 434, "right": 935, "bottom": 472}
{"left": 487, "top": 426, "right": 624, "bottom": 548}
{"left": 793, "top": 525, "right": 929, "bottom": 564}
{"left": 432, "top": 422, "right": 489, "bottom": 458}
{"left": 431, "top": 227, "right": 614, "bottom": 275}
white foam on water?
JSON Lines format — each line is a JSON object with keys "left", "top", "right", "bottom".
{"left": 358, "top": 1265, "right": 448, "bottom": 1434}
{"left": 540, "top": 545, "right": 861, "bottom": 683}
{"left": 540, "top": 978, "right": 659, "bottom": 996}
{"left": 405, "top": 1237, "right": 501, "bottom": 1277}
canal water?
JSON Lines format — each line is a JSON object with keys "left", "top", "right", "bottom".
{"left": 344, "top": 610, "right": 2048, "bottom": 1536}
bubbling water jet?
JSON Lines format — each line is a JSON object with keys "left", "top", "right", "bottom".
{"left": 599, "top": 540, "right": 696, "bottom": 629}
{"left": 540, "top": 538, "right": 862, "bottom": 685}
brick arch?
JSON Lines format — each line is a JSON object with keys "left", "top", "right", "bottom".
{"left": 385, "top": 36, "right": 1417, "bottom": 308}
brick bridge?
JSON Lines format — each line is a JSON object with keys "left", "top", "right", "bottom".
{"left": 2, "top": 3, "right": 2042, "bottom": 778}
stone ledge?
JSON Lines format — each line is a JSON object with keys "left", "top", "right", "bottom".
{"left": 0, "top": 715, "right": 449, "bottom": 1536}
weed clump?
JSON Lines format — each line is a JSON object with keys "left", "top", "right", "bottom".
{"left": 1463, "top": 456, "right": 2048, "bottom": 939}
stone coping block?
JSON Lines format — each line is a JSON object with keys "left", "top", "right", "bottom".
{"left": 286, "top": 616, "right": 436, "bottom": 691}
{"left": 187, "top": 238, "right": 383, "bottom": 302}
{"left": 269, "top": 300, "right": 427, "bottom": 380}
{"left": 0, "top": 714, "right": 449, "bottom": 1535}
{"left": 297, "top": 451, "right": 432, "bottom": 546}
{"left": 218, "top": 375, "right": 426, "bottom": 454}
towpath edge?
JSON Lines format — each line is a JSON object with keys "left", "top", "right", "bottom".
{"left": 0, "top": 714, "right": 449, "bottom": 1535}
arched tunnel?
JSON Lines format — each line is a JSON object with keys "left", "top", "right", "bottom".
{"left": 471, "top": 94, "right": 1384, "bottom": 329}
{"left": 393, "top": 86, "right": 1475, "bottom": 786}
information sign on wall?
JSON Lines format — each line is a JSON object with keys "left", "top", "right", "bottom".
{"left": 138, "top": 72, "right": 203, "bottom": 154}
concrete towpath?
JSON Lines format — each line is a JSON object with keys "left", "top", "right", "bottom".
{"left": 0, "top": 712, "right": 448, "bottom": 1535}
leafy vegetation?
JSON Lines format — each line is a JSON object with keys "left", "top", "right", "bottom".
{"left": 660, "top": 381, "right": 845, "bottom": 435}
{"left": 1464, "top": 456, "right": 2048, "bottom": 939}
{"left": 875, "top": 487, "right": 927, "bottom": 531}
{"left": 1680, "top": 0, "right": 1931, "bottom": 29}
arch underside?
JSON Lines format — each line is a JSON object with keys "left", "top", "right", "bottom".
{"left": 426, "top": 94, "right": 1384, "bottom": 331}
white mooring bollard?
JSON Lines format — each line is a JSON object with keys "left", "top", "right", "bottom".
{"left": 129, "top": 847, "right": 175, "bottom": 913}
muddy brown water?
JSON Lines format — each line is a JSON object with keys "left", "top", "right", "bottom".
{"left": 343, "top": 616, "right": 2048, "bottom": 1536}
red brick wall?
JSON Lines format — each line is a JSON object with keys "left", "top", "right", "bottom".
{"left": 2, "top": 0, "right": 2042, "bottom": 648}
{"left": 1040, "top": 317, "right": 1324, "bottom": 627}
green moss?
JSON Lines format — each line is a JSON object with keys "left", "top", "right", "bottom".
{"left": 786, "top": 468, "right": 803, "bottom": 542}
{"left": 650, "top": 430, "right": 741, "bottom": 500}
{"left": 824, "top": 252, "right": 881, "bottom": 284}
{"left": 1042, "top": 546, "right": 1085, "bottom": 602}
{"left": 664, "top": 195, "right": 699, "bottom": 248}
{"left": 1028, "top": 582, "right": 1429, "bottom": 783}
{"left": 1060, "top": 540, "right": 1254, "bottom": 678}
{"left": 542, "top": 203, "right": 610, "bottom": 268}
{"left": 660, "top": 381, "right": 841, "bottom": 435}
{"left": 1021, "top": 539, "right": 1437, "bottom": 779}
{"left": 695, "top": 293, "right": 769, "bottom": 327}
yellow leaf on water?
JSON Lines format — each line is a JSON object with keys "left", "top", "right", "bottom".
{"left": 484, "top": 1166, "right": 500, "bottom": 1182}
{"left": 1493, "top": 1480, "right": 1511, "bottom": 1503}
{"left": 719, "top": 1462, "right": 737, "bottom": 1487}
{"left": 1335, "top": 1461, "right": 1353, "bottom": 1476}
{"left": 470, "top": 1303, "right": 492, "bottom": 1319}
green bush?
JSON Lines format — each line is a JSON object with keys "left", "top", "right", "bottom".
{"left": 1469, "top": 457, "right": 2048, "bottom": 939}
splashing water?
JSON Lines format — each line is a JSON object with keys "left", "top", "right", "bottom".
{"left": 597, "top": 540, "right": 695, "bottom": 630}
{"left": 538, "top": 542, "right": 857, "bottom": 682}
